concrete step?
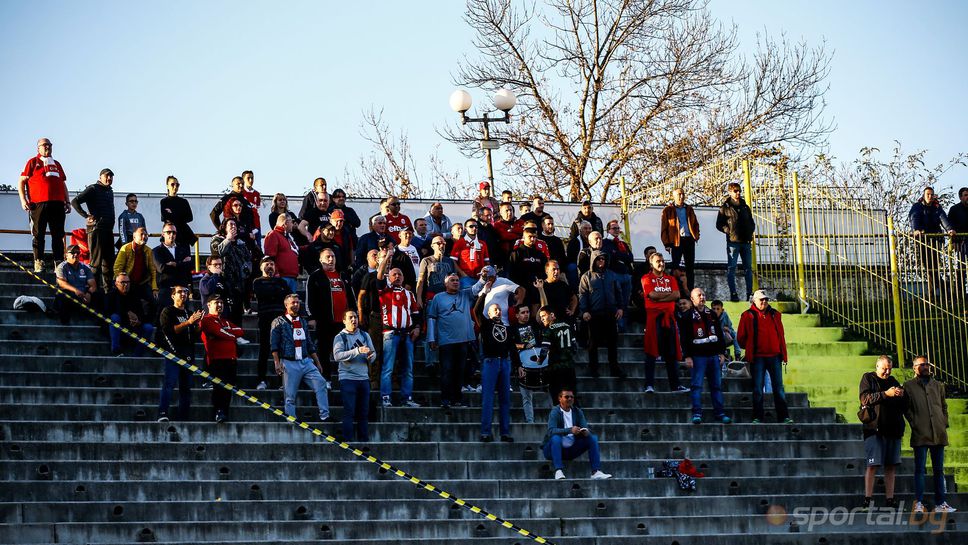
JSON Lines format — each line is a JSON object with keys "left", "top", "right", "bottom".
{"left": 0, "top": 370, "right": 758, "bottom": 393}
{"left": 8, "top": 493, "right": 965, "bottom": 524}
{"left": 4, "top": 475, "right": 954, "bottom": 504}
{"left": 0, "top": 387, "right": 813, "bottom": 409}
{"left": 0, "top": 404, "right": 838, "bottom": 424}
{"left": 1, "top": 508, "right": 963, "bottom": 543}
{"left": 0, "top": 421, "right": 859, "bottom": 443}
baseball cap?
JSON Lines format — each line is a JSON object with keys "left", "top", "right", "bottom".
{"left": 260, "top": 256, "right": 275, "bottom": 264}
{"left": 67, "top": 244, "right": 81, "bottom": 254}
{"left": 330, "top": 209, "right": 345, "bottom": 220}
{"left": 99, "top": 168, "right": 114, "bottom": 177}
{"left": 480, "top": 265, "right": 497, "bottom": 278}
{"left": 479, "top": 181, "right": 490, "bottom": 190}
{"left": 751, "top": 290, "right": 770, "bottom": 302}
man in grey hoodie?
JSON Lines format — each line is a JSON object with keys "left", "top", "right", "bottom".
{"left": 577, "top": 251, "right": 627, "bottom": 379}
{"left": 333, "top": 310, "right": 377, "bottom": 442}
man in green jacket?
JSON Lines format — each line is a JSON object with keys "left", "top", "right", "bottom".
{"left": 904, "top": 356, "right": 956, "bottom": 514}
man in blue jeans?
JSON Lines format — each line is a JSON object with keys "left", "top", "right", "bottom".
{"left": 541, "top": 389, "right": 612, "bottom": 480}
{"left": 737, "top": 290, "right": 792, "bottom": 424}
{"left": 904, "top": 356, "right": 957, "bottom": 513}
{"left": 716, "top": 182, "right": 756, "bottom": 302}
{"left": 376, "top": 264, "right": 422, "bottom": 408}
{"left": 476, "top": 300, "right": 514, "bottom": 442}
{"left": 676, "top": 288, "right": 731, "bottom": 425}
{"left": 270, "top": 294, "right": 330, "bottom": 422}
{"left": 426, "top": 273, "right": 476, "bottom": 409}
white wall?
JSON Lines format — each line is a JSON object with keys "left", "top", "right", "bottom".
{"left": 0, "top": 191, "right": 732, "bottom": 263}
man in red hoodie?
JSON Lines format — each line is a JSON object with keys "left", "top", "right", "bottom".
{"left": 200, "top": 295, "right": 245, "bottom": 423}
{"left": 737, "top": 290, "right": 792, "bottom": 424}
{"left": 263, "top": 214, "right": 300, "bottom": 292}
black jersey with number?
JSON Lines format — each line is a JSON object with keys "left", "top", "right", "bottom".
{"left": 541, "top": 321, "right": 575, "bottom": 369}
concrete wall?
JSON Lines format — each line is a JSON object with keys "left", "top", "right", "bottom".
{"left": 0, "top": 191, "right": 736, "bottom": 263}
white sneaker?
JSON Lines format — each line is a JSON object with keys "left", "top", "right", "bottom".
{"left": 473, "top": 384, "right": 483, "bottom": 393}
{"left": 256, "top": 381, "right": 267, "bottom": 390}
{"left": 236, "top": 337, "right": 250, "bottom": 345}
{"left": 554, "top": 469, "right": 566, "bottom": 480}
{"left": 913, "top": 501, "right": 926, "bottom": 513}
{"left": 403, "top": 398, "right": 421, "bottom": 408}
{"left": 590, "top": 470, "right": 612, "bottom": 480}
{"left": 934, "top": 502, "right": 957, "bottom": 513}
{"left": 644, "top": 386, "right": 655, "bottom": 393}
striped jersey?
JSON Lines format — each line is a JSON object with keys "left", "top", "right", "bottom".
{"left": 379, "top": 285, "right": 420, "bottom": 331}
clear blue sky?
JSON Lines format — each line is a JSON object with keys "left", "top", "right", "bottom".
{"left": 1, "top": 0, "right": 965, "bottom": 197}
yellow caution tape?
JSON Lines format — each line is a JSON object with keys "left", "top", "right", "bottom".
{"left": 1, "top": 251, "right": 553, "bottom": 544}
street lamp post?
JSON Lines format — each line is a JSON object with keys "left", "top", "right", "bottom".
{"left": 449, "top": 88, "right": 517, "bottom": 189}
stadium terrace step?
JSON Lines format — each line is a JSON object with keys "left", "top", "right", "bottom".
{"left": 0, "top": 404, "right": 839, "bottom": 424}
{"left": 0, "top": 387, "right": 813, "bottom": 409}
{"left": 0, "top": 259, "right": 959, "bottom": 545}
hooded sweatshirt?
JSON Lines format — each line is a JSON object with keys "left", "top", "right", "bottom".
{"left": 578, "top": 250, "right": 623, "bottom": 315}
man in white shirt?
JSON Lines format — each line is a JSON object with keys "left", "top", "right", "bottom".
{"left": 541, "top": 389, "right": 611, "bottom": 480}
{"left": 472, "top": 266, "right": 525, "bottom": 326}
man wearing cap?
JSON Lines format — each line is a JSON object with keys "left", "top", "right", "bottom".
{"left": 423, "top": 202, "right": 453, "bottom": 236}
{"left": 53, "top": 244, "right": 98, "bottom": 324}
{"left": 72, "top": 168, "right": 116, "bottom": 289}
{"left": 252, "top": 256, "right": 291, "bottom": 390}
{"left": 263, "top": 214, "right": 300, "bottom": 292}
{"left": 19, "top": 137, "right": 71, "bottom": 273}
{"left": 737, "top": 290, "right": 792, "bottom": 424}
{"left": 329, "top": 209, "right": 358, "bottom": 268}
{"left": 570, "top": 200, "right": 604, "bottom": 239}
{"left": 472, "top": 265, "right": 525, "bottom": 326}
{"left": 472, "top": 181, "right": 500, "bottom": 217}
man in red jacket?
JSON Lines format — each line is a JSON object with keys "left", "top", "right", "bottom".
{"left": 737, "top": 290, "right": 792, "bottom": 424}
{"left": 640, "top": 252, "right": 687, "bottom": 393}
{"left": 200, "top": 295, "right": 245, "bottom": 423}
{"left": 263, "top": 214, "right": 300, "bottom": 292}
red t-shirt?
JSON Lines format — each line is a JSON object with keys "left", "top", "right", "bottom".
{"left": 385, "top": 213, "right": 413, "bottom": 244}
{"left": 326, "top": 270, "right": 348, "bottom": 322}
{"left": 641, "top": 272, "right": 679, "bottom": 316}
{"left": 243, "top": 188, "right": 262, "bottom": 230}
{"left": 450, "top": 237, "right": 490, "bottom": 276}
{"left": 21, "top": 155, "right": 67, "bottom": 203}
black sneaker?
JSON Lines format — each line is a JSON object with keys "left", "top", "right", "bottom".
{"left": 885, "top": 497, "right": 898, "bottom": 509}
{"left": 729, "top": 293, "right": 740, "bottom": 303}
{"left": 500, "top": 435, "right": 514, "bottom": 443}
{"left": 157, "top": 413, "right": 169, "bottom": 423}
{"left": 860, "top": 497, "right": 872, "bottom": 511}
{"left": 479, "top": 435, "right": 493, "bottom": 443}
{"left": 215, "top": 410, "right": 226, "bottom": 423}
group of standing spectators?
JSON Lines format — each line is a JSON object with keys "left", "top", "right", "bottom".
{"left": 15, "top": 137, "right": 960, "bottom": 489}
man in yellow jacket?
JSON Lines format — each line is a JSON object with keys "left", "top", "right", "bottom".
{"left": 113, "top": 226, "right": 159, "bottom": 316}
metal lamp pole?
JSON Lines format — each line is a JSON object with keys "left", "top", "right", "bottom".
{"left": 450, "top": 88, "right": 517, "bottom": 190}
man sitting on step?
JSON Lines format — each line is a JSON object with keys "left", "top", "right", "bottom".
{"left": 541, "top": 389, "right": 612, "bottom": 480}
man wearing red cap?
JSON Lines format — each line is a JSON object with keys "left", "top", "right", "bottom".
{"left": 329, "top": 209, "right": 357, "bottom": 269}
{"left": 472, "top": 181, "right": 500, "bottom": 217}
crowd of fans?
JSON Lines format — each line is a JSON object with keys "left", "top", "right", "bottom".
{"left": 15, "top": 137, "right": 965, "bottom": 486}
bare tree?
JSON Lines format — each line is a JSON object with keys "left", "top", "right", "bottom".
{"left": 345, "top": 108, "right": 471, "bottom": 200}
{"left": 443, "top": 0, "right": 831, "bottom": 203}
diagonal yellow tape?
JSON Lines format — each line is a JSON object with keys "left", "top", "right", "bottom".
{"left": 1, "top": 251, "right": 553, "bottom": 544}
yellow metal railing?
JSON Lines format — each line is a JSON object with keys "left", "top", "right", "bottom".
{"left": 622, "top": 156, "right": 968, "bottom": 388}
{"left": 745, "top": 160, "right": 968, "bottom": 388}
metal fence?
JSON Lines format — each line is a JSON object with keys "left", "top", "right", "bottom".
{"left": 624, "top": 157, "right": 968, "bottom": 389}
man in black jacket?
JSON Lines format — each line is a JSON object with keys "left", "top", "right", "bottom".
{"left": 104, "top": 272, "right": 154, "bottom": 357}
{"left": 858, "top": 355, "right": 907, "bottom": 510}
{"left": 72, "top": 168, "right": 116, "bottom": 290}
{"left": 209, "top": 176, "right": 253, "bottom": 230}
{"left": 307, "top": 248, "right": 356, "bottom": 382}
{"left": 252, "top": 257, "right": 291, "bottom": 390}
{"left": 676, "top": 288, "right": 730, "bottom": 425}
{"left": 569, "top": 200, "right": 604, "bottom": 239}
{"left": 153, "top": 223, "right": 193, "bottom": 309}
{"left": 715, "top": 182, "right": 756, "bottom": 302}
{"left": 539, "top": 216, "right": 567, "bottom": 264}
